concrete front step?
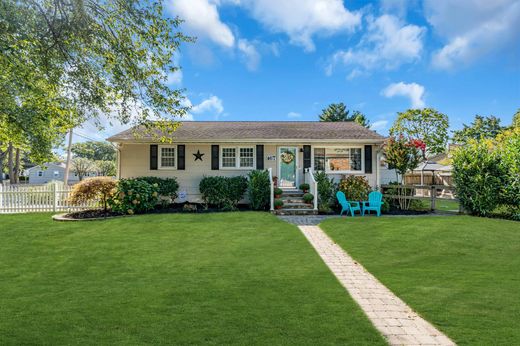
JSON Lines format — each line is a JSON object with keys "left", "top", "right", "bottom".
{"left": 283, "top": 202, "right": 314, "bottom": 209}
{"left": 274, "top": 208, "right": 318, "bottom": 216}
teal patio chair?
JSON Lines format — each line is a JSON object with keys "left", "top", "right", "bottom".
{"left": 336, "top": 191, "right": 362, "bottom": 217}
{"left": 362, "top": 191, "right": 384, "bottom": 216}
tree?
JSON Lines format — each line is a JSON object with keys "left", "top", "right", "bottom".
{"left": 319, "top": 103, "right": 371, "bottom": 127}
{"left": 352, "top": 110, "right": 370, "bottom": 128}
{"left": 384, "top": 136, "right": 423, "bottom": 183}
{"left": 1, "top": 0, "right": 192, "bottom": 165}
{"left": 389, "top": 108, "right": 449, "bottom": 157}
{"left": 512, "top": 109, "right": 520, "bottom": 128}
{"left": 71, "top": 157, "right": 95, "bottom": 181}
{"left": 319, "top": 103, "right": 350, "bottom": 122}
{"left": 71, "top": 142, "right": 116, "bottom": 162}
{"left": 69, "top": 177, "right": 117, "bottom": 214}
{"left": 95, "top": 160, "right": 116, "bottom": 177}
{"left": 452, "top": 115, "right": 504, "bottom": 143}
{"left": 384, "top": 136, "right": 423, "bottom": 210}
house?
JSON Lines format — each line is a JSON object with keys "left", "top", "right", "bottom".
{"left": 108, "top": 121, "right": 388, "bottom": 204}
{"left": 26, "top": 162, "right": 96, "bottom": 185}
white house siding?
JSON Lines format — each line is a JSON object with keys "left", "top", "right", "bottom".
{"left": 119, "top": 143, "right": 380, "bottom": 203}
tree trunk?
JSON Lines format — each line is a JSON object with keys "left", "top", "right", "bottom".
{"left": 0, "top": 147, "right": 5, "bottom": 185}
{"left": 8, "top": 143, "right": 14, "bottom": 184}
{"left": 14, "top": 148, "right": 20, "bottom": 184}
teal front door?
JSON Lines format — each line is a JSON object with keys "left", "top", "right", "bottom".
{"left": 278, "top": 147, "right": 297, "bottom": 188}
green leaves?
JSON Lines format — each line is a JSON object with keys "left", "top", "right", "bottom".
{"left": 1, "top": 0, "right": 193, "bottom": 162}
{"left": 383, "top": 136, "right": 422, "bottom": 182}
{"left": 318, "top": 103, "right": 370, "bottom": 128}
{"left": 389, "top": 108, "right": 449, "bottom": 156}
{"left": 452, "top": 115, "right": 504, "bottom": 144}
{"left": 247, "top": 170, "right": 270, "bottom": 211}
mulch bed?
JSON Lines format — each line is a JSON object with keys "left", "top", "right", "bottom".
{"left": 64, "top": 209, "right": 125, "bottom": 220}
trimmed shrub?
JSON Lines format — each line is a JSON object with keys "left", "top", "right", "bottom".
{"left": 69, "top": 177, "right": 117, "bottom": 212}
{"left": 274, "top": 187, "right": 283, "bottom": 197}
{"left": 452, "top": 140, "right": 504, "bottom": 216}
{"left": 247, "top": 170, "right": 270, "bottom": 211}
{"left": 108, "top": 178, "right": 159, "bottom": 214}
{"left": 299, "top": 183, "right": 310, "bottom": 192}
{"left": 136, "top": 176, "right": 179, "bottom": 200}
{"left": 314, "top": 171, "right": 336, "bottom": 213}
{"left": 199, "top": 176, "right": 248, "bottom": 210}
{"left": 338, "top": 175, "right": 371, "bottom": 201}
{"left": 303, "top": 192, "right": 314, "bottom": 204}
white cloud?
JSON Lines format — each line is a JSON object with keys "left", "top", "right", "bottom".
{"left": 370, "top": 120, "right": 389, "bottom": 131}
{"left": 326, "top": 14, "right": 425, "bottom": 77}
{"left": 425, "top": 0, "right": 520, "bottom": 69}
{"left": 239, "top": 0, "right": 361, "bottom": 52}
{"left": 167, "top": 0, "right": 235, "bottom": 48}
{"left": 166, "top": 70, "right": 183, "bottom": 85}
{"left": 238, "top": 39, "right": 261, "bottom": 71}
{"left": 191, "top": 95, "right": 224, "bottom": 115}
{"left": 382, "top": 82, "right": 425, "bottom": 108}
{"left": 287, "top": 112, "right": 301, "bottom": 118}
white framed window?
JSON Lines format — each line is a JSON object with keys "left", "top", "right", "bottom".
{"left": 315, "top": 147, "right": 363, "bottom": 173}
{"left": 53, "top": 171, "right": 60, "bottom": 177}
{"left": 239, "top": 147, "right": 254, "bottom": 168}
{"left": 38, "top": 171, "right": 43, "bottom": 177}
{"left": 221, "top": 146, "right": 255, "bottom": 169}
{"left": 222, "top": 147, "right": 236, "bottom": 168}
{"left": 158, "top": 145, "right": 176, "bottom": 169}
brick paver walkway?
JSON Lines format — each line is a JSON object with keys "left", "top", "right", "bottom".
{"left": 299, "top": 225, "right": 455, "bottom": 346}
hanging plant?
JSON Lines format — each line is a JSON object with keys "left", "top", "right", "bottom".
{"left": 281, "top": 151, "right": 295, "bottom": 164}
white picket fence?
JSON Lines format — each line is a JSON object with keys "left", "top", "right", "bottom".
{"left": 0, "top": 183, "right": 99, "bottom": 214}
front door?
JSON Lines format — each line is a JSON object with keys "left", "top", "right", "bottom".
{"left": 278, "top": 147, "right": 298, "bottom": 188}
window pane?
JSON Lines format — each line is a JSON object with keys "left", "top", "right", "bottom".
{"left": 222, "top": 148, "right": 236, "bottom": 167}
{"left": 350, "top": 148, "right": 362, "bottom": 171}
{"left": 239, "top": 147, "right": 254, "bottom": 168}
{"left": 161, "top": 147, "right": 175, "bottom": 167}
{"left": 326, "top": 148, "right": 350, "bottom": 171}
{"left": 314, "top": 148, "right": 325, "bottom": 171}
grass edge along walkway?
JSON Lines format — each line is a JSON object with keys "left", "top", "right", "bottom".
{"left": 299, "top": 224, "right": 455, "bottom": 346}
{"left": 320, "top": 216, "right": 520, "bottom": 345}
{"left": 0, "top": 212, "right": 386, "bottom": 345}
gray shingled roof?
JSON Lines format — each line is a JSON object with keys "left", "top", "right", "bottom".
{"left": 107, "top": 121, "right": 385, "bottom": 143}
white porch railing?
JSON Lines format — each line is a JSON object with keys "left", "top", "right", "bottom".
{"left": 305, "top": 168, "right": 318, "bottom": 211}
{"left": 0, "top": 183, "right": 98, "bottom": 214}
{"left": 268, "top": 168, "right": 274, "bottom": 211}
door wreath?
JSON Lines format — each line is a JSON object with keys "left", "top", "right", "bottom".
{"left": 281, "top": 151, "right": 295, "bottom": 164}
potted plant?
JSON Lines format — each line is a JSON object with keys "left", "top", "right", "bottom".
{"left": 274, "top": 187, "right": 283, "bottom": 198}
{"left": 273, "top": 176, "right": 278, "bottom": 187}
{"left": 299, "top": 183, "right": 310, "bottom": 193}
{"left": 274, "top": 199, "right": 284, "bottom": 209}
{"left": 303, "top": 193, "right": 314, "bottom": 205}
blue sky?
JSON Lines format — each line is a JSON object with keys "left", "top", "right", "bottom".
{"left": 79, "top": 0, "right": 520, "bottom": 142}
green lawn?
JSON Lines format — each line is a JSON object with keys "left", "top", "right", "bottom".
{"left": 434, "top": 199, "right": 459, "bottom": 212}
{"left": 321, "top": 216, "right": 520, "bottom": 345}
{"left": 0, "top": 212, "right": 385, "bottom": 345}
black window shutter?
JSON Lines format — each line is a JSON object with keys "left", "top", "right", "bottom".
{"left": 364, "top": 145, "right": 373, "bottom": 174}
{"left": 150, "top": 145, "right": 158, "bottom": 170}
{"left": 211, "top": 145, "right": 219, "bottom": 170}
{"left": 177, "top": 145, "right": 185, "bottom": 170}
{"left": 303, "top": 145, "right": 311, "bottom": 169}
{"left": 256, "top": 145, "right": 264, "bottom": 170}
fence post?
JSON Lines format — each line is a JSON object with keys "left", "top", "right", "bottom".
{"left": 430, "top": 185, "right": 436, "bottom": 211}
{"left": 0, "top": 184, "right": 3, "bottom": 212}
{"left": 52, "top": 182, "right": 58, "bottom": 212}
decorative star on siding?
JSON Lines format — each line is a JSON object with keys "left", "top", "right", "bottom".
{"left": 193, "top": 150, "right": 204, "bottom": 161}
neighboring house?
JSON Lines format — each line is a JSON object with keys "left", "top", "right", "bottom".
{"left": 26, "top": 162, "right": 96, "bottom": 184}
{"left": 108, "top": 121, "right": 390, "bottom": 203}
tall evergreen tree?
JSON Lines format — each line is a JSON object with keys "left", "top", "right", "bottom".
{"left": 319, "top": 103, "right": 349, "bottom": 122}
